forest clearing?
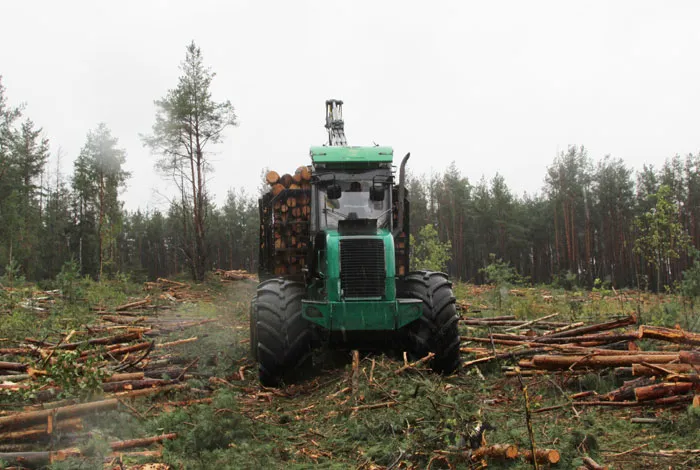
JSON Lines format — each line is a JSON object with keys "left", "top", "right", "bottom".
{"left": 1, "top": 275, "right": 698, "bottom": 469}
{"left": 2, "top": 7, "right": 700, "bottom": 470}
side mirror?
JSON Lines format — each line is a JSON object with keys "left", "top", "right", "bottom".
{"left": 327, "top": 184, "right": 342, "bottom": 200}
{"left": 369, "top": 185, "right": 385, "bottom": 202}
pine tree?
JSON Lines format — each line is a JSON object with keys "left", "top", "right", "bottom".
{"left": 142, "top": 41, "right": 237, "bottom": 281}
{"left": 634, "top": 185, "right": 691, "bottom": 292}
{"left": 72, "top": 124, "right": 129, "bottom": 279}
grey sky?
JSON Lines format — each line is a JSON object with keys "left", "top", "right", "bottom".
{"left": 1, "top": 1, "right": 699, "bottom": 211}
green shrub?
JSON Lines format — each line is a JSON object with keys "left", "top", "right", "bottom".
{"left": 410, "top": 224, "right": 452, "bottom": 272}
{"left": 681, "top": 247, "right": 700, "bottom": 303}
{"left": 56, "top": 259, "right": 87, "bottom": 304}
{"left": 42, "top": 350, "right": 108, "bottom": 400}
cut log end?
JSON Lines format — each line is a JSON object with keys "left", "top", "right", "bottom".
{"left": 522, "top": 448, "right": 560, "bottom": 464}
{"left": 280, "top": 174, "right": 293, "bottom": 188}
{"left": 472, "top": 444, "right": 519, "bottom": 460}
{"left": 265, "top": 170, "right": 280, "bottom": 185}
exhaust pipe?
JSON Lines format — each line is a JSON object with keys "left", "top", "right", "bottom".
{"left": 393, "top": 152, "right": 410, "bottom": 236}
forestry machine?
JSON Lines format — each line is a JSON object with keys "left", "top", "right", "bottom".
{"left": 250, "top": 99, "right": 460, "bottom": 386}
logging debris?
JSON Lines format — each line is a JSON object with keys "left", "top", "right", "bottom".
{"left": 0, "top": 285, "right": 220, "bottom": 468}
{"left": 459, "top": 311, "right": 700, "bottom": 413}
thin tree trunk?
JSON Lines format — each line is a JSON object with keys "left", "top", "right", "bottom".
{"left": 98, "top": 170, "right": 105, "bottom": 281}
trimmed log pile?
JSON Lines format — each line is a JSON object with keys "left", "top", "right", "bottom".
{"left": 213, "top": 269, "right": 257, "bottom": 281}
{"left": 261, "top": 166, "right": 313, "bottom": 276}
{"left": 460, "top": 313, "right": 700, "bottom": 411}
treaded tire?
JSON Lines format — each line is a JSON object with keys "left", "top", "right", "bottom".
{"left": 252, "top": 278, "right": 311, "bottom": 387}
{"left": 401, "top": 271, "right": 460, "bottom": 374}
{"left": 249, "top": 297, "right": 258, "bottom": 362}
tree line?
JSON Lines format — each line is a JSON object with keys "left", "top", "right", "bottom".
{"left": 0, "top": 42, "right": 251, "bottom": 283}
{"left": 408, "top": 147, "right": 700, "bottom": 290}
{"left": 1, "top": 42, "right": 699, "bottom": 290}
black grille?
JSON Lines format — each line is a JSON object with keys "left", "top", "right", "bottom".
{"left": 340, "top": 238, "right": 385, "bottom": 298}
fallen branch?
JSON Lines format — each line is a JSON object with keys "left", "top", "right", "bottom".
{"left": 572, "top": 395, "right": 693, "bottom": 408}
{"left": 101, "top": 315, "right": 147, "bottom": 325}
{"left": 77, "top": 341, "right": 152, "bottom": 362}
{"left": 113, "top": 341, "right": 154, "bottom": 372}
{"left": 115, "top": 299, "right": 150, "bottom": 311}
{"left": 504, "top": 313, "right": 560, "bottom": 332}
{"left": 57, "top": 332, "right": 142, "bottom": 351}
{"left": 155, "top": 337, "right": 198, "bottom": 349}
{"left": 102, "top": 378, "right": 177, "bottom": 394}
{"left": 109, "top": 432, "right": 177, "bottom": 451}
{"left": 517, "top": 373, "right": 540, "bottom": 469}
{"left": 395, "top": 352, "right": 435, "bottom": 374}
{"left": 351, "top": 350, "right": 360, "bottom": 396}
{"left": 110, "top": 383, "right": 188, "bottom": 400}
{"left": 350, "top": 401, "right": 396, "bottom": 412}
{"left": 157, "top": 397, "right": 213, "bottom": 408}
{"left": 545, "top": 315, "right": 636, "bottom": 339}
{"left": 627, "top": 449, "right": 700, "bottom": 458}
{"left": 582, "top": 456, "right": 607, "bottom": 470}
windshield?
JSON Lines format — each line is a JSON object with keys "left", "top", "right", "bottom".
{"left": 319, "top": 180, "right": 391, "bottom": 230}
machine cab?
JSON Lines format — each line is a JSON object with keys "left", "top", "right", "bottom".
{"left": 310, "top": 146, "right": 394, "bottom": 235}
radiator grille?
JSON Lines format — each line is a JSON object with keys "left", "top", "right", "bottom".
{"left": 340, "top": 238, "right": 385, "bottom": 298}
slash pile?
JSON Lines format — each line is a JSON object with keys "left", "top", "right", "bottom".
{"left": 0, "top": 279, "right": 227, "bottom": 467}
{"left": 460, "top": 313, "right": 700, "bottom": 411}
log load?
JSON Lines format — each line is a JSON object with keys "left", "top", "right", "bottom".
{"left": 279, "top": 173, "right": 293, "bottom": 188}
{"left": 262, "top": 165, "right": 313, "bottom": 276}
{"left": 265, "top": 170, "right": 280, "bottom": 185}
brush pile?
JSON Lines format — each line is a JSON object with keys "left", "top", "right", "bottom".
{"left": 260, "top": 166, "right": 313, "bottom": 275}
{"left": 460, "top": 313, "right": 700, "bottom": 411}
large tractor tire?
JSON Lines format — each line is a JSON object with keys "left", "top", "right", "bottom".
{"left": 249, "top": 297, "right": 258, "bottom": 362}
{"left": 251, "top": 279, "right": 312, "bottom": 387}
{"left": 401, "top": 271, "right": 461, "bottom": 374}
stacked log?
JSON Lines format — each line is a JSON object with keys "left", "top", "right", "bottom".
{"left": 459, "top": 314, "right": 700, "bottom": 411}
{"left": 262, "top": 166, "right": 312, "bottom": 276}
{"left": 213, "top": 269, "right": 256, "bottom": 281}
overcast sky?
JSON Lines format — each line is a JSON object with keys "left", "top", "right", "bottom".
{"left": 1, "top": 1, "right": 699, "bottom": 211}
